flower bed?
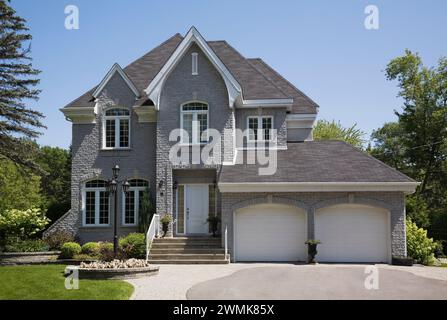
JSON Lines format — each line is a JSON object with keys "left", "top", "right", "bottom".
{"left": 66, "top": 259, "right": 159, "bottom": 280}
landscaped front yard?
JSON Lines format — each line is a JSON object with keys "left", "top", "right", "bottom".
{"left": 0, "top": 264, "right": 134, "bottom": 300}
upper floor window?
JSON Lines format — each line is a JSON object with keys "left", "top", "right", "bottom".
{"left": 191, "top": 52, "right": 198, "bottom": 75}
{"left": 83, "top": 179, "right": 109, "bottom": 226}
{"left": 180, "top": 102, "right": 208, "bottom": 144}
{"left": 123, "top": 179, "right": 149, "bottom": 226}
{"left": 247, "top": 116, "right": 273, "bottom": 142}
{"left": 103, "top": 108, "right": 130, "bottom": 149}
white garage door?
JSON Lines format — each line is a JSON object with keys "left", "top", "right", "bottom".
{"left": 235, "top": 204, "right": 307, "bottom": 262}
{"left": 315, "top": 204, "right": 390, "bottom": 263}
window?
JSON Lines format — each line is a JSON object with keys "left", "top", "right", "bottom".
{"left": 180, "top": 102, "right": 208, "bottom": 144}
{"left": 247, "top": 116, "right": 273, "bottom": 142}
{"left": 192, "top": 52, "right": 198, "bottom": 75}
{"left": 83, "top": 180, "right": 109, "bottom": 226}
{"left": 103, "top": 108, "right": 130, "bottom": 149}
{"left": 123, "top": 179, "right": 149, "bottom": 226}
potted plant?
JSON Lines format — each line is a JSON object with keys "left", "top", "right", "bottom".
{"left": 207, "top": 215, "right": 221, "bottom": 237}
{"left": 160, "top": 214, "right": 172, "bottom": 237}
{"left": 305, "top": 239, "right": 321, "bottom": 264}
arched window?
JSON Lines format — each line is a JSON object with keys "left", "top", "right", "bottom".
{"left": 83, "top": 179, "right": 109, "bottom": 226}
{"left": 103, "top": 108, "right": 130, "bottom": 149}
{"left": 180, "top": 102, "right": 208, "bottom": 144}
{"left": 122, "top": 179, "right": 149, "bottom": 226}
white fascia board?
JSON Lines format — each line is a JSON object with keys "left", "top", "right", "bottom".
{"left": 239, "top": 99, "right": 294, "bottom": 110}
{"left": 286, "top": 114, "right": 317, "bottom": 121}
{"left": 145, "top": 26, "right": 242, "bottom": 110}
{"left": 60, "top": 106, "right": 96, "bottom": 124}
{"left": 92, "top": 63, "right": 140, "bottom": 99}
{"left": 218, "top": 182, "right": 420, "bottom": 194}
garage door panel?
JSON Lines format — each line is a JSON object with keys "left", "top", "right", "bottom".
{"left": 315, "top": 204, "right": 389, "bottom": 263}
{"left": 235, "top": 204, "right": 307, "bottom": 262}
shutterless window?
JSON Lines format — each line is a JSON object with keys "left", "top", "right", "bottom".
{"left": 181, "top": 102, "right": 208, "bottom": 144}
{"left": 123, "top": 179, "right": 149, "bottom": 226}
{"left": 192, "top": 52, "right": 198, "bottom": 75}
{"left": 247, "top": 116, "right": 273, "bottom": 142}
{"left": 83, "top": 180, "right": 109, "bottom": 226}
{"left": 104, "top": 108, "right": 130, "bottom": 148}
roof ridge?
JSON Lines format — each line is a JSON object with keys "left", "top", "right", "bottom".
{"left": 248, "top": 58, "right": 319, "bottom": 108}
{"left": 220, "top": 41, "right": 290, "bottom": 98}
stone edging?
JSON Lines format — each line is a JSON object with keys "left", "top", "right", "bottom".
{"left": 65, "top": 265, "right": 160, "bottom": 280}
{"left": 0, "top": 251, "right": 60, "bottom": 257}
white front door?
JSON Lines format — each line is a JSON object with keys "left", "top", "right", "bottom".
{"left": 185, "top": 184, "right": 209, "bottom": 234}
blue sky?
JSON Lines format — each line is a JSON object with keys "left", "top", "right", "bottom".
{"left": 12, "top": 0, "right": 447, "bottom": 148}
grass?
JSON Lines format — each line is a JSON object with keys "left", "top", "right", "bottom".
{"left": 0, "top": 264, "right": 134, "bottom": 300}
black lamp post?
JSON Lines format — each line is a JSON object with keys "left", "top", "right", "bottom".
{"left": 107, "top": 165, "right": 130, "bottom": 259}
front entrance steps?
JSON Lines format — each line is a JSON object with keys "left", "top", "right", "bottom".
{"left": 148, "top": 236, "right": 229, "bottom": 264}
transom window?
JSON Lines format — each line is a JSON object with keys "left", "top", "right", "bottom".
{"left": 247, "top": 116, "right": 273, "bottom": 142}
{"left": 83, "top": 180, "right": 109, "bottom": 226}
{"left": 123, "top": 179, "right": 149, "bottom": 226}
{"left": 103, "top": 108, "right": 130, "bottom": 149}
{"left": 180, "top": 102, "right": 208, "bottom": 144}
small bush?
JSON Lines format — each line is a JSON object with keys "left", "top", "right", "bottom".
{"left": 60, "top": 242, "right": 81, "bottom": 259}
{"left": 44, "top": 231, "right": 75, "bottom": 250}
{"left": 73, "top": 254, "right": 97, "bottom": 261}
{"left": 119, "top": 233, "right": 146, "bottom": 259}
{"left": 81, "top": 242, "right": 100, "bottom": 257}
{"left": 99, "top": 242, "right": 115, "bottom": 262}
{"left": 4, "top": 239, "right": 49, "bottom": 253}
{"left": 406, "top": 218, "right": 436, "bottom": 265}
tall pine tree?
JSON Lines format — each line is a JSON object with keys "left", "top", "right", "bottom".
{"left": 0, "top": 0, "right": 44, "bottom": 171}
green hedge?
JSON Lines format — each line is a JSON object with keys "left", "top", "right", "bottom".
{"left": 60, "top": 242, "right": 81, "bottom": 259}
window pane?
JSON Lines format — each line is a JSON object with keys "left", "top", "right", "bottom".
{"left": 106, "top": 119, "right": 115, "bottom": 148}
{"left": 182, "top": 103, "right": 207, "bottom": 111}
{"left": 129, "top": 179, "right": 149, "bottom": 187}
{"left": 262, "top": 117, "right": 272, "bottom": 141}
{"left": 182, "top": 113, "right": 193, "bottom": 143}
{"left": 85, "top": 191, "right": 96, "bottom": 225}
{"left": 119, "top": 119, "right": 129, "bottom": 147}
{"left": 85, "top": 180, "right": 107, "bottom": 188}
{"left": 105, "top": 109, "right": 130, "bottom": 116}
{"left": 248, "top": 118, "right": 258, "bottom": 141}
{"left": 125, "top": 190, "right": 135, "bottom": 225}
{"left": 99, "top": 191, "right": 109, "bottom": 224}
{"left": 198, "top": 113, "right": 208, "bottom": 143}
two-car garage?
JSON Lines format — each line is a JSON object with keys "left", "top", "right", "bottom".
{"left": 233, "top": 203, "right": 390, "bottom": 263}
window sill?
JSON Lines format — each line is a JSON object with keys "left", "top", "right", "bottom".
{"left": 100, "top": 148, "right": 132, "bottom": 151}
{"left": 80, "top": 225, "right": 111, "bottom": 229}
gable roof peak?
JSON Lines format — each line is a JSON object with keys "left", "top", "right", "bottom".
{"left": 92, "top": 63, "right": 140, "bottom": 99}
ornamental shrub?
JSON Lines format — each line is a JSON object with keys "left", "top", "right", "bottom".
{"left": 4, "top": 239, "right": 48, "bottom": 252}
{"left": 99, "top": 242, "right": 115, "bottom": 261}
{"left": 60, "top": 242, "right": 81, "bottom": 259}
{"left": 0, "top": 208, "right": 49, "bottom": 241}
{"left": 119, "top": 233, "right": 146, "bottom": 259}
{"left": 406, "top": 218, "right": 436, "bottom": 265}
{"left": 81, "top": 242, "right": 101, "bottom": 257}
{"left": 44, "top": 230, "right": 75, "bottom": 250}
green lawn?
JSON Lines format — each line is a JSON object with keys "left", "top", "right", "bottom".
{"left": 0, "top": 264, "right": 134, "bottom": 300}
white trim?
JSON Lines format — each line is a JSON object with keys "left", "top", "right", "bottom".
{"left": 246, "top": 115, "right": 274, "bottom": 142}
{"left": 240, "top": 99, "right": 294, "bottom": 110}
{"left": 145, "top": 27, "right": 242, "bottom": 109}
{"left": 60, "top": 106, "right": 96, "bottom": 124}
{"left": 191, "top": 52, "right": 198, "bottom": 75}
{"left": 133, "top": 105, "right": 156, "bottom": 123}
{"left": 93, "top": 63, "right": 140, "bottom": 99}
{"left": 286, "top": 114, "right": 317, "bottom": 121}
{"left": 81, "top": 183, "right": 110, "bottom": 227}
{"left": 121, "top": 186, "right": 147, "bottom": 227}
{"left": 180, "top": 101, "right": 209, "bottom": 145}
{"left": 218, "top": 182, "right": 420, "bottom": 194}
{"left": 101, "top": 107, "right": 131, "bottom": 150}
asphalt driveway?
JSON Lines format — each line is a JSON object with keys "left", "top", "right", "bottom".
{"left": 186, "top": 265, "right": 447, "bottom": 300}
{"left": 127, "top": 263, "right": 447, "bottom": 300}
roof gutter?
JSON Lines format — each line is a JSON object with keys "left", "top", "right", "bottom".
{"left": 218, "top": 181, "right": 420, "bottom": 194}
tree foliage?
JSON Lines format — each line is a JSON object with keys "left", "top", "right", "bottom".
{"left": 0, "top": 0, "right": 44, "bottom": 171}
{"left": 406, "top": 218, "right": 436, "bottom": 265}
{"left": 313, "top": 119, "right": 365, "bottom": 148}
{"left": 0, "top": 208, "right": 49, "bottom": 241}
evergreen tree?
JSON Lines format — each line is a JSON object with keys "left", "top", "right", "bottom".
{"left": 0, "top": 0, "right": 44, "bottom": 171}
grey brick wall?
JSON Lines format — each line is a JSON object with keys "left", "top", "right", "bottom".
{"left": 220, "top": 191, "right": 407, "bottom": 262}
{"left": 156, "top": 44, "right": 232, "bottom": 234}
{"left": 46, "top": 72, "right": 157, "bottom": 243}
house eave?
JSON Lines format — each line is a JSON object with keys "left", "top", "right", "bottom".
{"left": 60, "top": 106, "right": 96, "bottom": 124}
{"left": 218, "top": 182, "right": 420, "bottom": 194}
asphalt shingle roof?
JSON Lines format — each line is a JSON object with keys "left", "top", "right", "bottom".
{"left": 62, "top": 33, "right": 319, "bottom": 113}
{"left": 219, "top": 141, "right": 415, "bottom": 183}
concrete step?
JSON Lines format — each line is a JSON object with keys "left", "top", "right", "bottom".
{"left": 148, "top": 259, "right": 230, "bottom": 265}
{"left": 150, "top": 248, "right": 225, "bottom": 254}
{"left": 148, "top": 253, "right": 226, "bottom": 260}
{"left": 153, "top": 237, "right": 221, "bottom": 244}
{"left": 151, "top": 243, "right": 222, "bottom": 249}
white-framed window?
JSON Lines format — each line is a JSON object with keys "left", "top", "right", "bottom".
{"left": 247, "top": 116, "right": 273, "bottom": 142}
{"left": 82, "top": 180, "right": 109, "bottom": 226}
{"left": 180, "top": 102, "right": 208, "bottom": 144}
{"left": 122, "top": 179, "right": 149, "bottom": 226}
{"left": 103, "top": 108, "right": 130, "bottom": 149}
{"left": 192, "top": 52, "right": 198, "bottom": 75}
